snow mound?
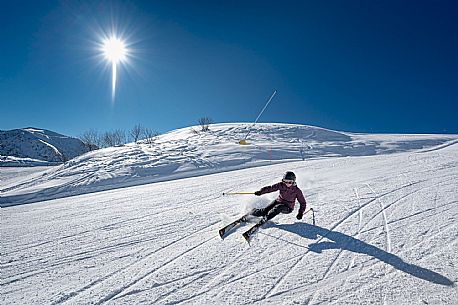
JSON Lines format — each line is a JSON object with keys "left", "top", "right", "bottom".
{"left": 1, "top": 123, "right": 457, "bottom": 206}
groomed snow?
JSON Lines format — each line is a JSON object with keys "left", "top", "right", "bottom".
{"left": 1, "top": 123, "right": 457, "bottom": 304}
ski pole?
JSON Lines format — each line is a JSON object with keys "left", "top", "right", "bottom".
{"left": 301, "top": 208, "right": 316, "bottom": 225}
{"left": 311, "top": 208, "right": 316, "bottom": 225}
{"left": 222, "top": 192, "right": 255, "bottom": 196}
{"left": 302, "top": 208, "right": 312, "bottom": 217}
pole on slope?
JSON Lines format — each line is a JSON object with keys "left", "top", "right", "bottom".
{"left": 239, "top": 90, "right": 277, "bottom": 145}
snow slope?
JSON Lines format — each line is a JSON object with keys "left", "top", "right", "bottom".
{"left": 0, "top": 128, "right": 90, "bottom": 165}
{"left": 1, "top": 123, "right": 457, "bottom": 206}
{"left": 1, "top": 127, "right": 457, "bottom": 304}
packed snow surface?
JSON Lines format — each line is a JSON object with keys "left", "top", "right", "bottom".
{"left": 1, "top": 123, "right": 457, "bottom": 304}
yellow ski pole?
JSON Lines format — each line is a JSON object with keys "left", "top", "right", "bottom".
{"left": 222, "top": 192, "right": 255, "bottom": 196}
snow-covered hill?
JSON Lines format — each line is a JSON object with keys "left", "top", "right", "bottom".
{"left": 1, "top": 123, "right": 457, "bottom": 206}
{"left": 0, "top": 128, "right": 90, "bottom": 166}
{"left": 2, "top": 130, "right": 457, "bottom": 304}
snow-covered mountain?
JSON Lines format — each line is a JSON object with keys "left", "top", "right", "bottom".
{"left": 0, "top": 127, "right": 90, "bottom": 166}
{"left": 2, "top": 124, "right": 457, "bottom": 304}
{"left": 1, "top": 123, "right": 457, "bottom": 206}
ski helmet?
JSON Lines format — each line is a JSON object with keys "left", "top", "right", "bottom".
{"left": 283, "top": 171, "right": 296, "bottom": 181}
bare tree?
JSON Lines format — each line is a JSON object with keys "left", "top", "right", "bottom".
{"left": 79, "top": 129, "right": 100, "bottom": 151}
{"left": 102, "top": 130, "right": 126, "bottom": 147}
{"left": 130, "top": 124, "right": 145, "bottom": 143}
{"left": 189, "top": 127, "right": 199, "bottom": 134}
{"left": 101, "top": 131, "right": 115, "bottom": 147}
{"left": 114, "top": 129, "right": 126, "bottom": 146}
{"left": 198, "top": 117, "right": 213, "bottom": 132}
{"left": 143, "top": 128, "right": 160, "bottom": 145}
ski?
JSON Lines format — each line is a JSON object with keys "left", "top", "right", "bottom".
{"left": 242, "top": 217, "right": 267, "bottom": 242}
{"left": 218, "top": 211, "right": 252, "bottom": 239}
{"left": 242, "top": 208, "right": 315, "bottom": 242}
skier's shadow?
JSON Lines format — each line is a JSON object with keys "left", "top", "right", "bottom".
{"left": 275, "top": 223, "right": 454, "bottom": 286}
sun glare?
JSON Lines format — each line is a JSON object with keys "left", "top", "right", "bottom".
{"left": 101, "top": 36, "right": 128, "bottom": 101}
{"left": 103, "top": 37, "right": 127, "bottom": 63}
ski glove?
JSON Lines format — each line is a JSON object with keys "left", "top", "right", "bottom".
{"left": 296, "top": 212, "right": 303, "bottom": 220}
{"left": 254, "top": 191, "right": 262, "bottom": 196}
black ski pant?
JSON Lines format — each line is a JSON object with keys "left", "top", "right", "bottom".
{"left": 251, "top": 200, "right": 293, "bottom": 221}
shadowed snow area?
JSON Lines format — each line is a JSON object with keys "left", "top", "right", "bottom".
{"left": 1, "top": 123, "right": 457, "bottom": 206}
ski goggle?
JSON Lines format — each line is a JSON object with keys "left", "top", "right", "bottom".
{"left": 282, "top": 179, "right": 295, "bottom": 184}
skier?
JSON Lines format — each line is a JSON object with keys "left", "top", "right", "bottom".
{"left": 252, "top": 171, "right": 307, "bottom": 222}
{"left": 219, "top": 171, "right": 308, "bottom": 240}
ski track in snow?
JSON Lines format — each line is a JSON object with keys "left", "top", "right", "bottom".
{"left": 255, "top": 182, "right": 409, "bottom": 302}
{"left": 307, "top": 173, "right": 457, "bottom": 304}
{"left": 312, "top": 182, "right": 420, "bottom": 304}
{"left": 2, "top": 134, "right": 458, "bottom": 305}
{"left": 49, "top": 202, "right": 223, "bottom": 304}
{"left": 248, "top": 166, "right": 457, "bottom": 304}
{"left": 326, "top": 226, "right": 458, "bottom": 305}
{"left": 349, "top": 187, "right": 363, "bottom": 269}
{"left": 364, "top": 183, "right": 392, "bottom": 253}
{"left": 94, "top": 235, "right": 219, "bottom": 304}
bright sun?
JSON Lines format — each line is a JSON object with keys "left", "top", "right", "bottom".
{"left": 103, "top": 37, "right": 127, "bottom": 63}
{"left": 102, "top": 36, "right": 128, "bottom": 101}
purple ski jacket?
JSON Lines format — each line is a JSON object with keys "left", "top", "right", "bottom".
{"left": 258, "top": 182, "right": 307, "bottom": 213}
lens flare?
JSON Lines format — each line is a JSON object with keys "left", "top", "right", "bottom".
{"left": 102, "top": 36, "right": 128, "bottom": 101}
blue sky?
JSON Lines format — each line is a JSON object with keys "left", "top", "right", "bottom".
{"left": 1, "top": 0, "right": 457, "bottom": 137}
